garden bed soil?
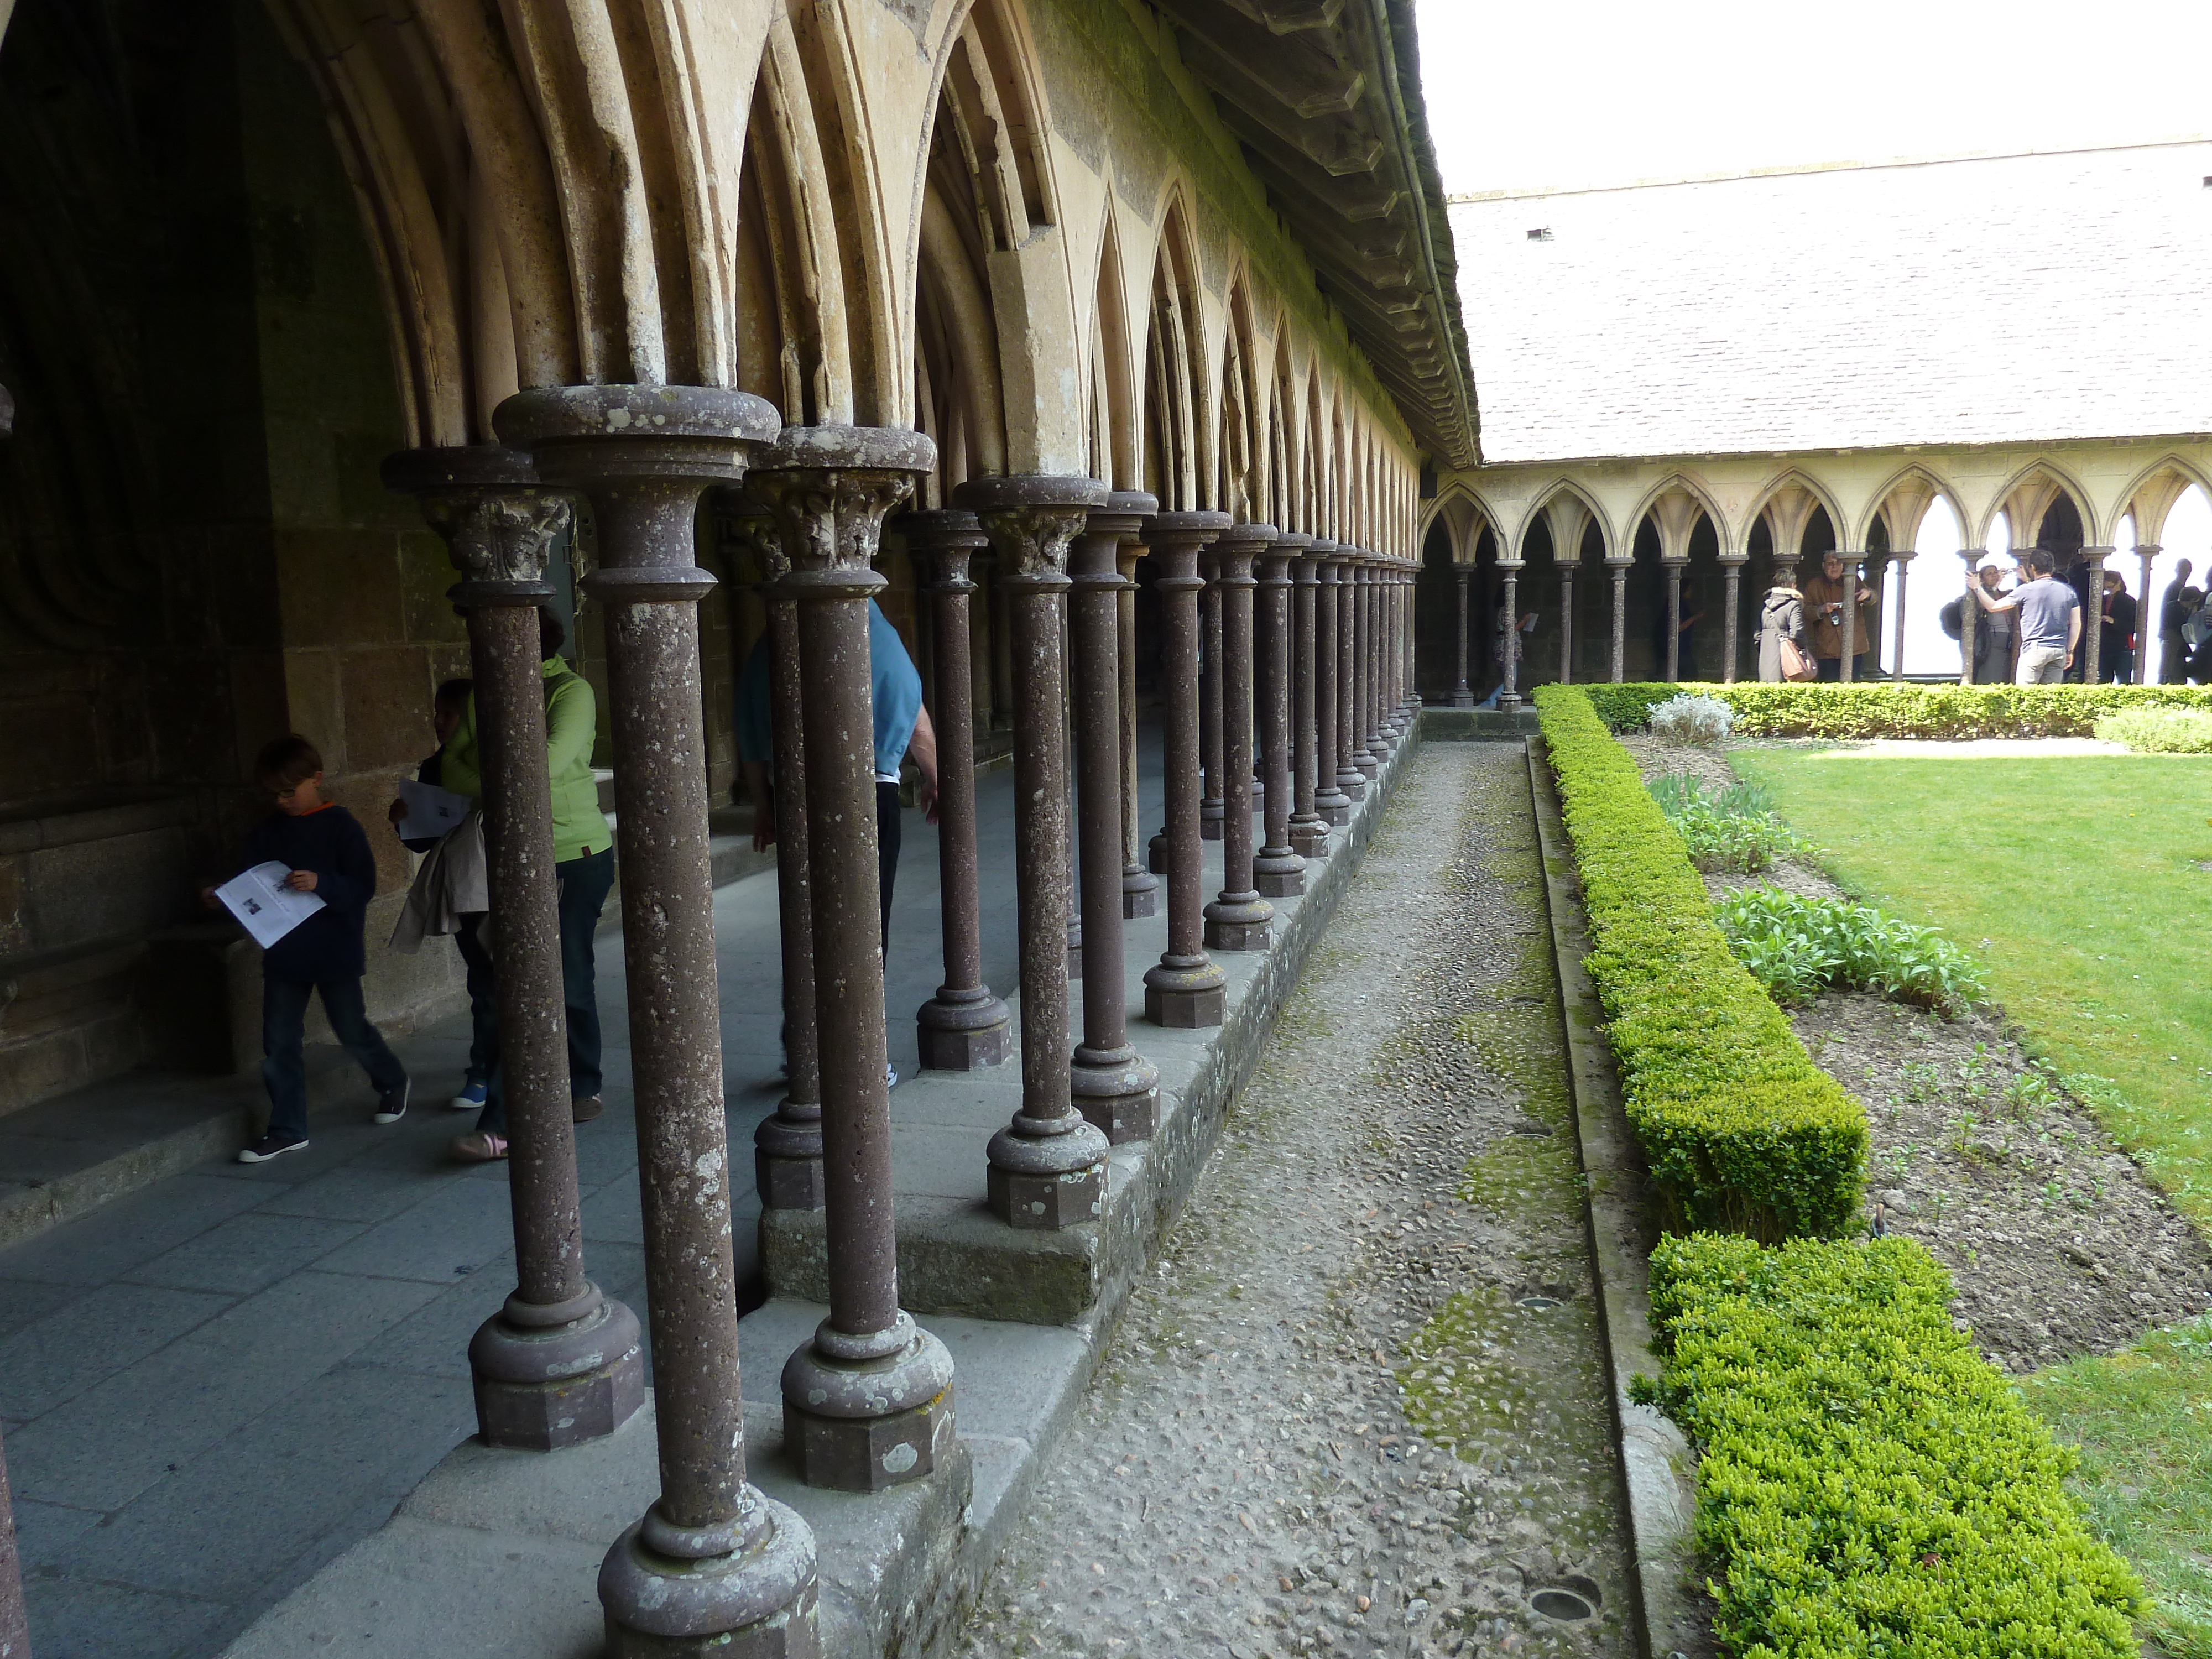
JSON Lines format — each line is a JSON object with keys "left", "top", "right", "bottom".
{"left": 1623, "top": 733, "right": 2212, "bottom": 1375}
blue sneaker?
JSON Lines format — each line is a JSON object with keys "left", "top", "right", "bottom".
{"left": 448, "top": 1081, "right": 488, "bottom": 1112}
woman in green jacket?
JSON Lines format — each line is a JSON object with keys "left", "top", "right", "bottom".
{"left": 439, "top": 609, "right": 616, "bottom": 1161}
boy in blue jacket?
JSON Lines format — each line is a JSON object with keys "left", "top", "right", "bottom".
{"left": 206, "top": 734, "right": 409, "bottom": 1163}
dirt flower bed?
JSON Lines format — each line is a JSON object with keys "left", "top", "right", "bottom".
{"left": 1626, "top": 733, "right": 2212, "bottom": 1374}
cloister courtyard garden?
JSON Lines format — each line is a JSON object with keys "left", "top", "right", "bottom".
{"left": 1540, "top": 680, "right": 2212, "bottom": 1659}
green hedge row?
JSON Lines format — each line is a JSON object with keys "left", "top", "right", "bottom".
{"left": 1584, "top": 681, "right": 2212, "bottom": 739}
{"left": 1533, "top": 685, "right": 1864, "bottom": 1239}
{"left": 1646, "top": 1233, "right": 2143, "bottom": 1658}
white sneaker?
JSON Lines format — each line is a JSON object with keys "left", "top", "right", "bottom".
{"left": 886, "top": 1062, "right": 899, "bottom": 1089}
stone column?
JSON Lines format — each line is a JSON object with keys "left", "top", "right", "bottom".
{"left": 1142, "top": 511, "right": 1233, "bottom": 1026}
{"left": 1207, "top": 523, "right": 1276, "bottom": 950}
{"left": 1718, "top": 553, "right": 1745, "bottom": 684}
{"left": 1070, "top": 493, "right": 1163, "bottom": 1143}
{"left": 1199, "top": 546, "right": 1227, "bottom": 842}
{"left": 494, "top": 385, "right": 815, "bottom": 1657}
{"left": 2081, "top": 546, "right": 2113, "bottom": 682}
{"left": 1312, "top": 542, "right": 1352, "bottom": 826}
{"left": 2137, "top": 544, "right": 2162, "bottom": 684}
{"left": 1838, "top": 552, "right": 1864, "bottom": 684}
{"left": 1115, "top": 538, "right": 1159, "bottom": 917}
{"left": 1607, "top": 554, "right": 1631, "bottom": 682}
{"left": 956, "top": 476, "right": 1115, "bottom": 1227}
{"left": 1255, "top": 534, "right": 1307, "bottom": 896}
{"left": 1661, "top": 557, "right": 1687, "bottom": 681}
{"left": 1888, "top": 551, "right": 1914, "bottom": 686}
{"left": 383, "top": 446, "right": 644, "bottom": 1452}
{"left": 1336, "top": 551, "right": 1369, "bottom": 799}
{"left": 1497, "top": 554, "right": 1525, "bottom": 711}
{"left": 1290, "top": 540, "right": 1331, "bottom": 858}
{"left": 718, "top": 498, "right": 826, "bottom": 1209}
{"left": 1558, "top": 559, "right": 1578, "bottom": 686}
{"left": 1351, "top": 559, "right": 1381, "bottom": 777}
{"left": 752, "top": 430, "right": 954, "bottom": 1492}
{"left": 1450, "top": 565, "right": 1475, "bottom": 706}
{"left": 1958, "top": 549, "right": 1985, "bottom": 686}
{"left": 907, "top": 512, "right": 1013, "bottom": 1070}
{"left": 1402, "top": 561, "right": 1420, "bottom": 720}
{"left": 0, "top": 383, "right": 22, "bottom": 1659}
{"left": 1383, "top": 561, "right": 1406, "bottom": 738}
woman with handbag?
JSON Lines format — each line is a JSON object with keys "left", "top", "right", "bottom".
{"left": 1759, "top": 581, "right": 1814, "bottom": 682}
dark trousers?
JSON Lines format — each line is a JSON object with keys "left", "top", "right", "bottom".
{"left": 456, "top": 915, "right": 496, "bottom": 1088}
{"left": 262, "top": 976, "right": 406, "bottom": 1139}
{"left": 2105, "top": 648, "right": 2135, "bottom": 685}
{"left": 877, "top": 780, "right": 901, "bottom": 958}
{"left": 1816, "top": 653, "right": 1869, "bottom": 682}
{"left": 478, "top": 846, "right": 614, "bottom": 1135}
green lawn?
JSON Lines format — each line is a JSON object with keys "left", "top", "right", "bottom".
{"left": 1731, "top": 744, "right": 2212, "bottom": 1653}
{"left": 1729, "top": 748, "right": 2212, "bottom": 1232}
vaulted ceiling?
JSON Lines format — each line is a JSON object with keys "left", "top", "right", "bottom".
{"left": 1152, "top": 0, "right": 1478, "bottom": 468}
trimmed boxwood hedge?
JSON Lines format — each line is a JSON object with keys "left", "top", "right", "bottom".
{"left": 1583, "top": 681, "right": 2212, "bottom": 740}
{"left": 1645, "top": 1233, "right": 2143, "bottom": 1658}
{"left": 1534, "top": 685, "right": 1864, "bottom": 1239}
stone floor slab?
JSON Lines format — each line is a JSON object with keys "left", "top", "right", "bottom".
{"left": 123, "top": 1211, "right": 368, "bottom": 1296}
{"left": 0, "top": 1281, "right": 234, "bottom": 1421}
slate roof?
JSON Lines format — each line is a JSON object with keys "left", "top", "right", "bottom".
{"left": 1449, "top": 141, "right": 2212, "bottom": 465}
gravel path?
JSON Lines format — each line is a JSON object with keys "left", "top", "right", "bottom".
{"left": 954, "top": 743, "right": 1631, "bottom": 1659}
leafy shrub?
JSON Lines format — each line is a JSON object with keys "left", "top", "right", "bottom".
{"left": 1647, "top": 775, "right": 1805, "bottom": 872}
{"left": 1647, "top": 691, "right": 1735, "bottom": 746}
{"left": 1534, "top": 685, "right": 1864, "bottom": 1239}
{"left": 1584, "top": 681, "right": 2212, "bottom": 739}
{"left": 2093, "top": 706, "right": 2212, "bottom": 754}
{"left": 1715, "top": 888, "right": 1989, "bottom": 1014}
{"left": 1645, "top": 1233, "right": 2143, "bottom": 1658}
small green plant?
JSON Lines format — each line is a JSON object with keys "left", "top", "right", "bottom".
{"left": 2094, "top": 706, "right": 2212, "bottom": 754}
{"left": 1714, "top": 886, "right": 1990, "bottom": 1014}
{"left": 1647, "top": 691, "right": 1734, "bottom": 746}
{"left": 1645, "top": 775, "right": 1806, "bottom": 873}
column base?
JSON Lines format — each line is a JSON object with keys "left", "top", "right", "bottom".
{"left": 1289, "top": 817, "right": 1329, "bottom": 859}
{"left": 1253, "top": 848, "right": 1305, "bottom": 899}
{"left": 1071, "top": 1044, "right": 1161, "bottom": 1144}
{"left": 754, "top": 1105, "right": 826, "bottom": 1212}
{"left": 986, "top": 1118, "right": 1110, "bottom": 1229}
{"left": 780, "top": 1317, "right": 956, "bottom": 1492}
{"left": 469, "top": 1286, "right": 644, "bottom": 1451}
{"left": 1498, "top": 693, "right": 1524, "bottom": 712}
{"left": 1199, "top": 801, "right": 1224, "bottom": 841}
{"left": 915, "top": 990, "right": 1013, "bottom": 1071}
{"left": 1204, "top": 892, "right": 1274, "bottom": 952}
{"left": 1316, "top": 787, "right": 1353, "bottom": 826}
{"left": 600, "top": 1494, "right": 819, "bottom": 1658}
{"left": 1354, "top": 752, "right": 1380, "bottom": 781}
{"left": 1121, "top": 864, "right": 1160, "bottom": 918}
{"left": 1143, "top": 954, "right": 1226, "bottom": 1028}
{"left": 1450, "top": 692, "right": 1475, "bottom": 709}
{"left": 1146, "top": 829, "right": 1170, "bottom": 875}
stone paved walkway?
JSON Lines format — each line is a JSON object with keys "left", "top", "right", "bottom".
{"left": 0, "top": 752, "right": 1078, "bottom": 1659}
{"left": 953, "top": 741, "right": 1631, "bottom": 1659}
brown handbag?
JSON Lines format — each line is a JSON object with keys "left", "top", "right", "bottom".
{"left": 1778, "top": 636, "right": 1817, "bottom": 682}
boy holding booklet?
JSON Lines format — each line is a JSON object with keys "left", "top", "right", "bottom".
{"left": 204, "top": 734, "right": 409, "bottom": 1163}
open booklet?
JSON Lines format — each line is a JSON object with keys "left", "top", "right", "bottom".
{"left": 215, "top": 860, "right": 326, "bottom": 951}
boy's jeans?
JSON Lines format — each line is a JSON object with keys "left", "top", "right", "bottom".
{"left": 262, "top": 977, "right": 408, "bottom": 1139}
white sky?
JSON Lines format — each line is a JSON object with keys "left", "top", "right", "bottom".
{"left": 1413, "top": 0, "right": 2212, "bottom": 199}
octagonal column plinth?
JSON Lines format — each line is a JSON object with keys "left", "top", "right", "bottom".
{"left": 1718, "top": 554, "right": 1746, "bottom": 685}
{"left": 957, "top": 477, "right": 1115, "bottom": 1228}
{"left": 907, "top": 512, "right": 1013, "bottom": 1071}
{"left": 1606, "top": 557, "right": 1632, "bottom": 683}
{"left": 1070, "top": 494, "right": 1162, "bottom": 1143}
{"left": 494, "top": 385, "right": 816, "bottom": 1659}
{"left": 1205, "top": 524, "right": 1276, "bottom": 951}
{"left": 1141, "top": 511, "right": 1232, "bottom": 1026}
{"left": 384, "top": 445, "right": 645, "bottom": 1453}
{"left": 1290, "top": 540, "right": 1330, "bottom": 858}
{"left": 1331, "top": 550, "right": 1368, "bottom": 801}
{"left": 1114, "top": 539, "right": 1159, "bottom": 917}
{"left": 1198, "top": 548, "right": 1227, "bottom": 842}
{"left": 1255, "top": 536, "right": 1308, "bottom": 896}
{"left": 1309, "top": 542, "right": 1351, "bottom": 829}
{"left": 752, "top": 428, "right": 955, "bottom": 1492}
{"left": 1496, "top": 557, "right": 1526, "bottom": 712}
{"left": 718, "top": 497, "right": 825, "bottom": 1211}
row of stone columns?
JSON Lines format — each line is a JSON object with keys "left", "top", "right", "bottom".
{"left": 389, "top": 416, "right": 1418, "bottom": 1653}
